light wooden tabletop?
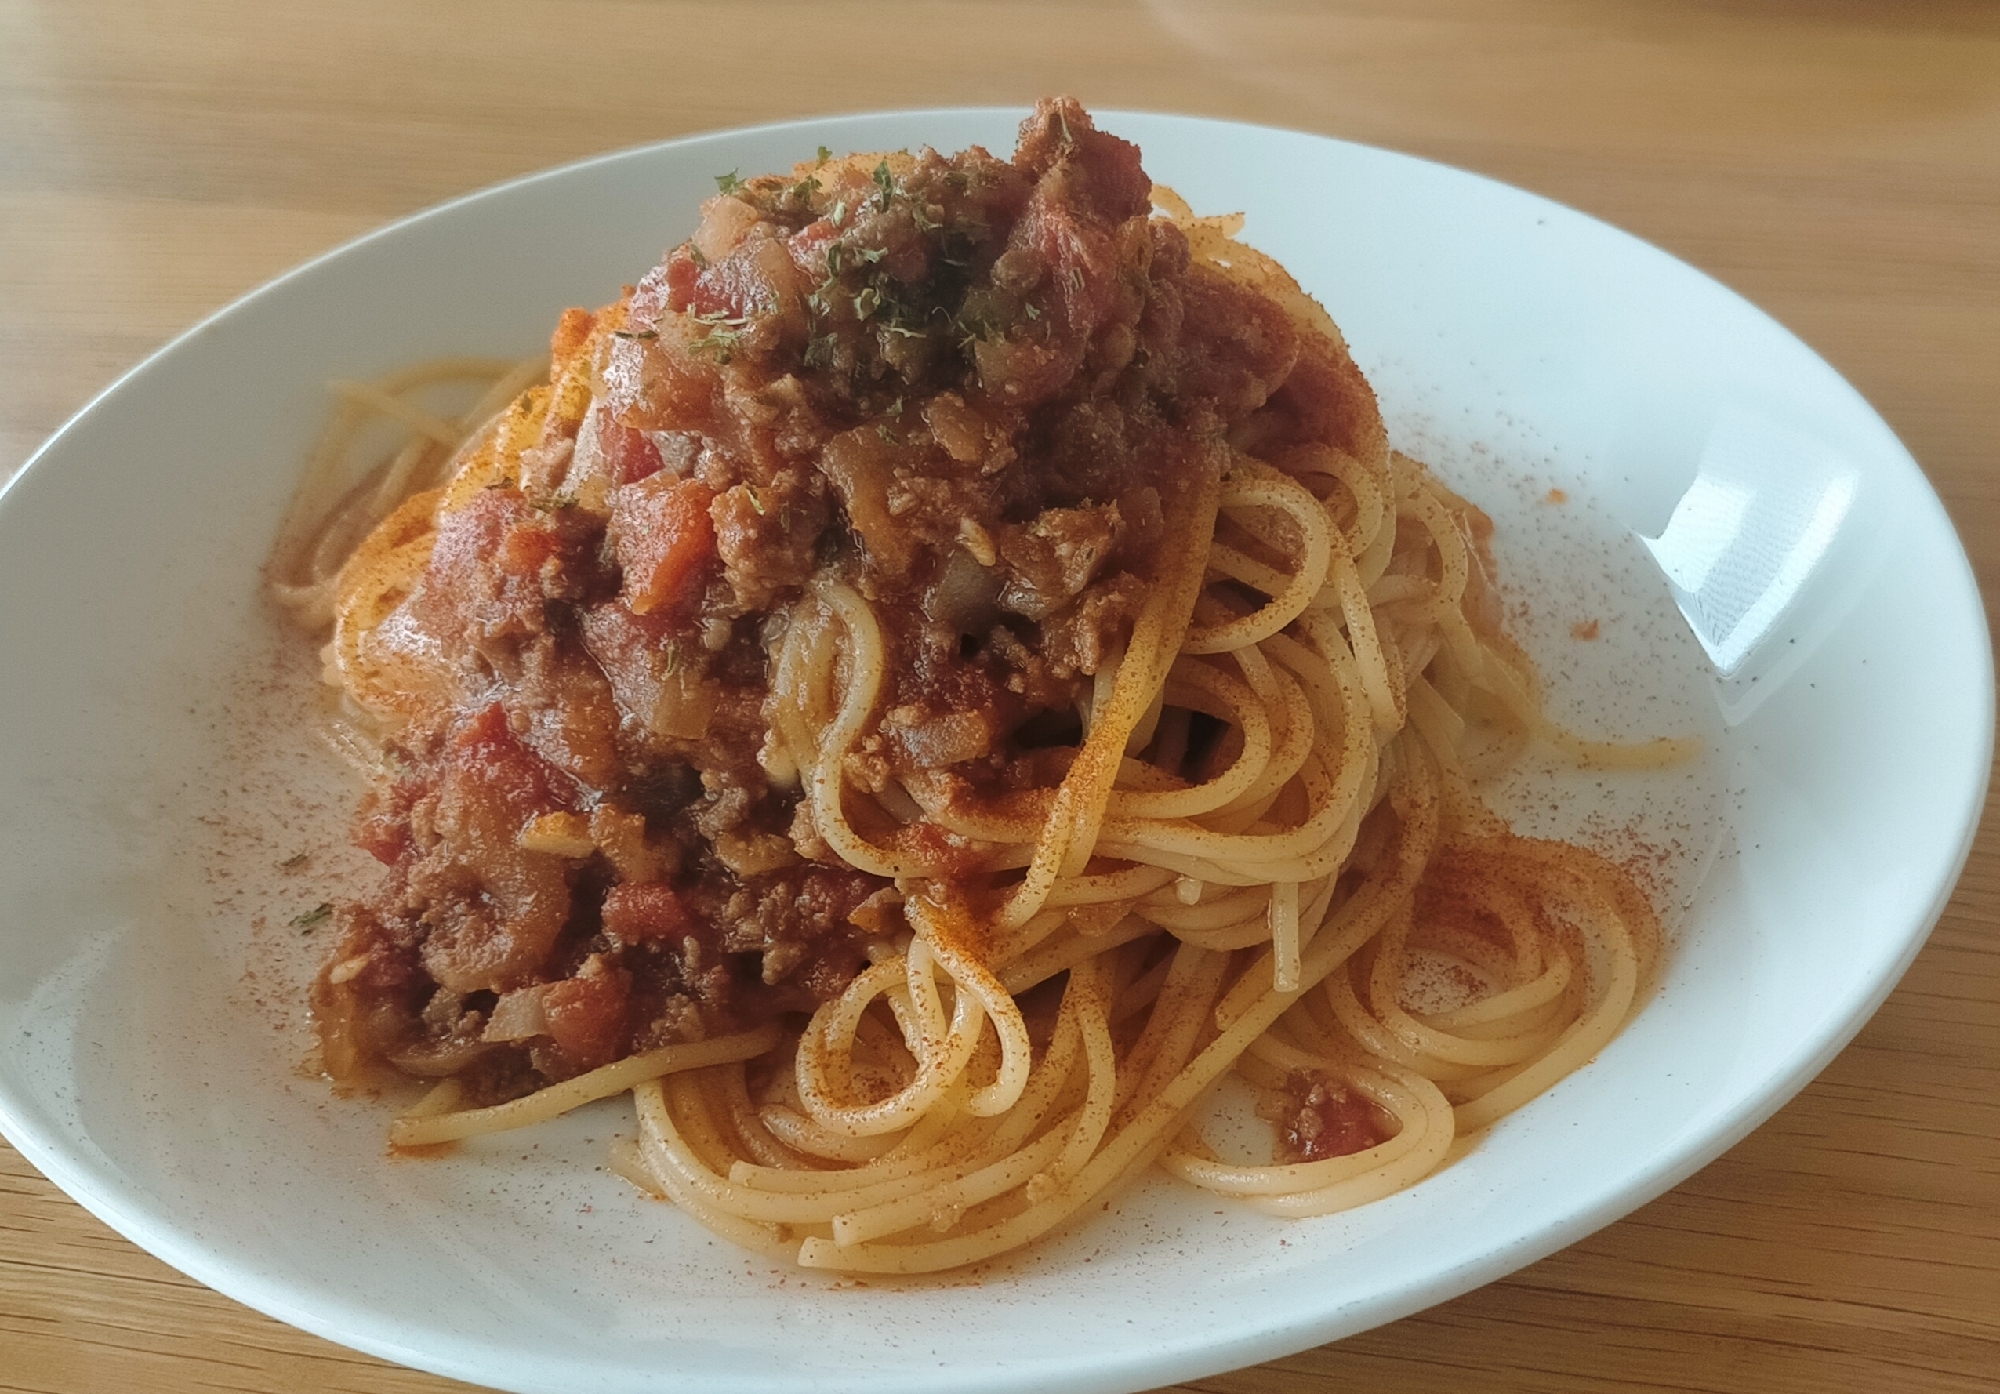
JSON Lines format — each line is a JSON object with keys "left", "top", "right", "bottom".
{"left": 3, "top": 2, "right": 1997, "bottom": 1391}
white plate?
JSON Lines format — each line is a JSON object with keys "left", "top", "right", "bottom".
{"left": 0, "top": 110, "right": 1988, "bottom": 1394}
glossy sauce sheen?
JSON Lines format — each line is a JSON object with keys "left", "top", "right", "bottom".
{"left": 312, "top": 99, "right": 1373, "bottom": 1104}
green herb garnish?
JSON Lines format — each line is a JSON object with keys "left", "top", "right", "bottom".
{"left": 688, "top": 308, "right": 752, "bottom": 363}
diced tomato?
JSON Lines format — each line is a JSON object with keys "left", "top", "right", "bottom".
{"left": 786, "top": 219, "right": 841, "bottom": 279}
{"left": 354, "top": 817, "right": 407, "bottom": 867}
{"left": 689, "top": 253, "right": 761, "bottom": 322}
{"left": 424, "top": 488, "right": 515, "bottom": 584}
{"left": 578, "top": 596, "right": 673, "bottom": 698}
{"left": 611, "top": 475, "right": 717, "bottom": 616}
{"left": 447, "top": 703, "right": 568, "bottom": 821}
{"left": 425, "top": 488, "right": 544, "bottom": 593}
{"left": 541, "top": 965, "right": 631, "bottom": 1070}
{"left": 660, "top": 246, "right": 701, "bottom": 315}
{"left": 599, "top": 331, "right": 722, "bottom": 433}
{"left": 353, "top": 776, "right": 424, "bottom": 865}
{"left": 601, "top": 882, "right": 693, "bottom": 942}
{"left": 600, "top": 417, "right": 664, "bottom": 485}
{"left": 453, "top": 702, "right": 510, "bottom": 752}
{"left": 496, "top": 517, "right": 565, "bottom": 577}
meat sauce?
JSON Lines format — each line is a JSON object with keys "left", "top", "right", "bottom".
{"left": 312, "top": 99, "right": 1355, "bottom": 1102}
{"left": 1269, "top": 1070, "right": 1397, "bottom": 1164}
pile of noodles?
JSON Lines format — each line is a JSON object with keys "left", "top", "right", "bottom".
{"left": 267, "top": 189, "right": 1686, "bottom": 1275}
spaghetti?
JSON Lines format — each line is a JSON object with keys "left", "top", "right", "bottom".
{"left": 269, "top": 99, "right": 1689, "bottom": 1275}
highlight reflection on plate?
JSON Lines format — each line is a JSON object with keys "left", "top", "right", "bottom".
{"left": 0, "top": 110, "right": 1987, "bottom": 1394}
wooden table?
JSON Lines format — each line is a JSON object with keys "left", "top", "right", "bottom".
{"left": 3, "top": 2, "right": 1996, "bottom": 1390}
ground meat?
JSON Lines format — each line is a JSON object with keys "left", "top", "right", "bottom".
{"left": 404, "top": 490, "right": 566, "bottom": 679}
{"left": 318, "top": 97, "right": 1355, "bottom": 1101}
{"left": 995, "top": 503, "right": 1122, "bottom": 620}
{"left": 721, "top": 867, "right": 882, "bottom": 997}
{"left": 1269, "top": 1070, "right": 1397, "bottom": 1163}
{"left": 1040, "top": 573, "right": 1147, "bottom": 677}
{"left": 311, "top": 903, "right": 430, "bottom": 1081}
{"left": 505, "top": 634, "right": 622, "bottom": 789}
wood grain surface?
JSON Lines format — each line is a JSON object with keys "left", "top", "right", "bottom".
{"left": 2, "top": 2, "right": 1996, "bottom": 1391}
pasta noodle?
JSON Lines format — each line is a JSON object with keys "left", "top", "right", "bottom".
{"left": 271, "top": 99, "right": 1690, "bottom": 1275}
